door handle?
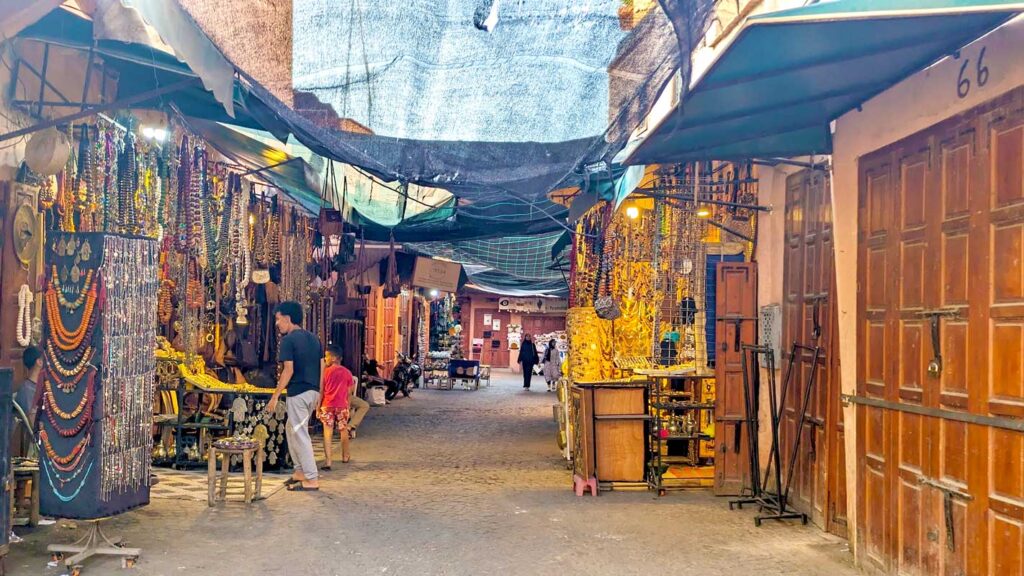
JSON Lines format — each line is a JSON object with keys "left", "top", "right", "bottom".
{"left": 918, "top": 475, "right": 972, "bottom": 551}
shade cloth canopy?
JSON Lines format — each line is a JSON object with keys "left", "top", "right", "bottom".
{"left": 627, "top": 0, "right": 1024, "bottom": 164}
{"left": 183, "top": 118, "right": 323, "bottom": 213}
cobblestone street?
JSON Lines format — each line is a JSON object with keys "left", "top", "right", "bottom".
{"left": 9, "top": 372, "right": 856, "bottom": 575}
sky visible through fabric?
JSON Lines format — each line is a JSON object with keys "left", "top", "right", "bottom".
{"left": 293, "top": 0, "right": 629, "bottom": 143}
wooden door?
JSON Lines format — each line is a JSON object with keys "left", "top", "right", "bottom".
{"left": 474, "top": 308, "right": 510, "bottom": 366}
{"left": 364, "top": 287, "right": 379, "bottom": 365}
{"left": 714, "top": 261, "right": 757, "bottom": 495}
{"left": 781, "top": 170, "right": 846, "bottom": 536}
{"left": 521, "top": 314, "right": 566, "bottom": 337}
{"left": 0, "top": 184, "right": 38, "bottom": 376}
{"left": 856, "top": 86, "right": 1024, "bottom": 575}
{"left": 380, "top": 294, "right": 397, "bottom": 377}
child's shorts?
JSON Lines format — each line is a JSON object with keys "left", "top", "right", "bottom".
{"left": 318, "top": 407, "right": 350, "bottom": 429}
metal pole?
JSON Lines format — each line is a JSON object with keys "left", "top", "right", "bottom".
{"left": 36, "top": 43, "right": 50, "bottom": 117}
{"left": 0, "top": 78, "right": 196, "bottom": 143}
{"left": 79, "top": 42, "right": 96, "bottom": 112}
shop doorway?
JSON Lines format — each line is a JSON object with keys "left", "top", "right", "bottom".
{"left": 855, "top": 86, "right": 1024, "bottom": 575}
{"left": 473, "top": 308, "right": 510, "bottom": 367}
{"left": 782, "top": 170, "right": 847, "bottom": 537}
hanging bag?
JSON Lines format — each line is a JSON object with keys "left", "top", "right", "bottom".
{"left": 593, "top": 204, "right": 621, "bottom": 320}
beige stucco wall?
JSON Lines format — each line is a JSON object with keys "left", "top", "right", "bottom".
{"left": 753, "top": 162, "right": 802, "bottom": 466}
{"left": 178, "top": 0, "right": 293, "bottom": 106}
{"left": 831, "top": 14, "right": 1024, "bottom": 562}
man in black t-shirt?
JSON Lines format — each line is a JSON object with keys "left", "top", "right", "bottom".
{"left": 268, "top": 301, "right": 322, "bottom": 491}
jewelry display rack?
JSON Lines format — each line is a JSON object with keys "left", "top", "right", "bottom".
{"left": 644, "top": 369, "right": 716, "bottom": 494}
{"left": 156, "top": 374, "right": 232, "bottom": 470}
{"left": 41, "top": 232, "right": 158, "bottom": 571}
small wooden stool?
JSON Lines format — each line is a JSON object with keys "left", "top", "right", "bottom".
{"left": 207, "top": 441, "right": 264, "bottom": 506}
{"left": 12, "top": 463, "right": 40, "bottom": 526}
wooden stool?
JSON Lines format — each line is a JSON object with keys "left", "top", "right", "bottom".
{"left": 207, "top": 442, "right": 264, "bottom": 506}
{"left": 12, "top": 463, "right": 40, "bottom": 526}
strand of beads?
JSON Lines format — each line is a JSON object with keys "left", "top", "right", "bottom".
{"left": 16, "top": 284, "right": 33, "bottom": 347}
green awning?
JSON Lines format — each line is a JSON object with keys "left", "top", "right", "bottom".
{"left": 184, "top": 118, "right": 323, "bottom": 213}
{"left": 627, "top": 0, "right": 1024, "bottom": 164}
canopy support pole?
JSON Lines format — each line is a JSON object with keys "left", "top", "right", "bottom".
{"left": 0, "top": 78, "right": 197, "bottom": 143}
{"left": 634, "top": 190, "right": 771, "bottom": 213}
{"left": 751, "top": 157, "right": 829, "bottom": 171}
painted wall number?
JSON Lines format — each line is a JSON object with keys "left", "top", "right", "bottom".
{"left": 956, "top": 46, "right": 989, "bottom": 99}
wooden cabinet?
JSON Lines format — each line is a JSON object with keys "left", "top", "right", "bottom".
{"left": 571, "top": 382, "right": 647, "bottom": 484}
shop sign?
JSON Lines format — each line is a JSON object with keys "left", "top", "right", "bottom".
{"left": 412, "top": 257, "right": 461, "bottom": 292}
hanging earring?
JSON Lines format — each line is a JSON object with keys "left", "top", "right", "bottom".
{"left": 80, "top": 240, "right": 92, "bottom": 262}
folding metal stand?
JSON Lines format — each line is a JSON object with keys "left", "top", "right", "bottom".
{"left": 749, "top": 342, "right": 821, "bottom": 526}
{"left": 728, "top": 344, "right": 774, "bottom": 510}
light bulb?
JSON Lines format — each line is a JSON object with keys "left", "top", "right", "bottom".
{"left": 696, "top": 206, "right": 711, "bottom": 218}
{"left": 626, "top": 206, "right": 639, "bottom": 219}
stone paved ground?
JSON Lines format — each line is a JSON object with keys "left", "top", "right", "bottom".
{"left": 8, "top": 371, "right": 857, "bottom": 576}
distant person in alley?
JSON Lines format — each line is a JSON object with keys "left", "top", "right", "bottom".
{"left": 518, "top": 333, "right": 539, "bottom": 390}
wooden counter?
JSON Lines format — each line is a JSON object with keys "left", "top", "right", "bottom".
{"left": 571, "top": 380, "right": 648, "bottom": 484}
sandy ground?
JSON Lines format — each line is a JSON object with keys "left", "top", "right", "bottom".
{"left": 7, "top": 371, "right": 857, "bottom": 576}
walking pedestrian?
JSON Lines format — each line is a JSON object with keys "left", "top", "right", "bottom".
{"left": 542, "top": 338, "right": 562, "bottom": 392}
{"left": 518, "top": 333, "right": 539, "bottom": 390}
{"left": 267, "top": 301, "right": 322, "bottom": 492}
{"left": 318, "top": 344, "right": 354, "bottom": 469}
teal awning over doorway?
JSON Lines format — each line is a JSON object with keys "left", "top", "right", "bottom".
{"left": 627, "top": 0, "right": 1024, "bottom": 164}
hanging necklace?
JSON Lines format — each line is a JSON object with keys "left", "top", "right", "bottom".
{"left": 43, "top": 368, "right": 95, "bottom": 421}
{"left": 44, "top": 343, "right": 94, "bottom": 382}
{"left": 50, "top": 266, "right": 94, "bottom": 310}
{"left": 39, "top": 429, "right": 91, "bottom": 466}
{"left": 45, "top": 288, "right": 99, "bottom": 351}
{"left": 42, "top": 457, "right": 94, "bottom": 501}
{"left": 175, "top": 137, "right": 191, "bottom": 252}
{"left": 16, "top": 284, "right": 33, "bottom": 347}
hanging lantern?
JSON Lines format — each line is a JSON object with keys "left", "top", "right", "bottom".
{"left": 24, "top": 127, "right": 71, "bottom": 176}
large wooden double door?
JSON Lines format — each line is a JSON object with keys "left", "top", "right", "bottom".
{"left": 782, "top": 170, "right": 847, "bottom": 537}
{"left": 857, "top": 86, "right": 1024, "bottom": 575}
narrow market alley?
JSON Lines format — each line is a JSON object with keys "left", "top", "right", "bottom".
{"left": 9, "top": 372, "right": 853, "bottom": 576}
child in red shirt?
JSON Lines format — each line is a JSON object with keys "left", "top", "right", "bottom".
{"left": 318, "top": 344, "right": 354, "bottom": 468}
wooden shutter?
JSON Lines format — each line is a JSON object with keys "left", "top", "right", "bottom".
{"left": 714, "top": 261, "right": 757, "bottom": 495}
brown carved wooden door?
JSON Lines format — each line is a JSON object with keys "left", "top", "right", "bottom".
{"left": 782, "top": 170, "right": 846, "bottom": 536}
{"left": 714, "top": 261, "right": 757, "bottom": 495}
{"left": 474, "top": 308, "right": 510, "bottom": 366}
{"left": 363, "top": 287, "right": 379, "bottom": 366}
{"left": 856, "top": 86, "right": 1024, "bottom": 575}
{"left": 380, "top": 294, "right": 396, "bottom": 377}
{"left": 521, "top": 315, "right": 565, "bottom": 338}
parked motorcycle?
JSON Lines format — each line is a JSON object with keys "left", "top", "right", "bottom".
{"left": 391, "top": 352, "right": 422, "bottom": 398}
